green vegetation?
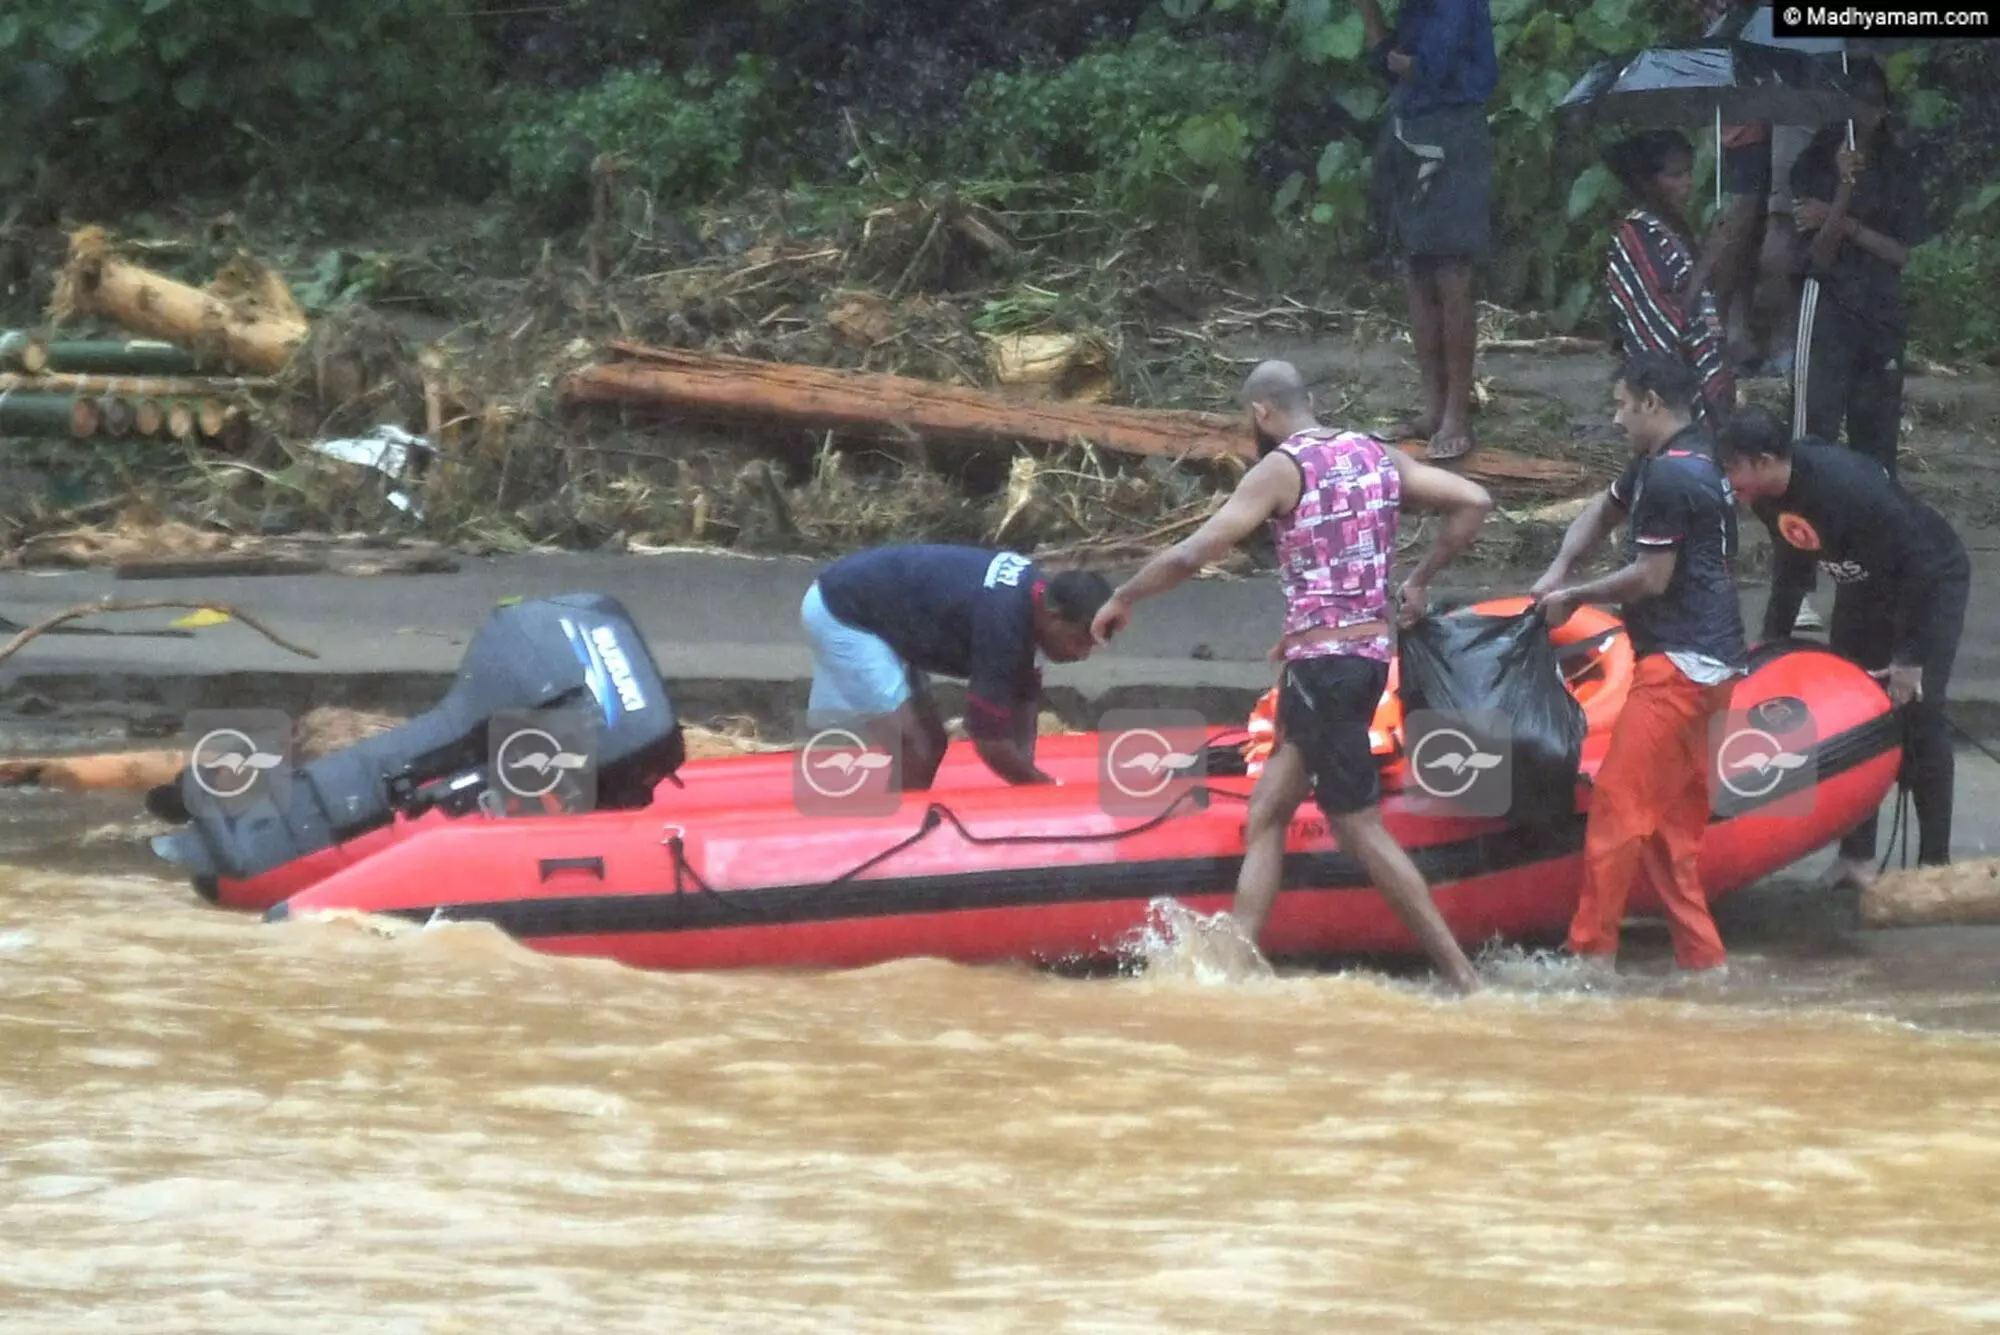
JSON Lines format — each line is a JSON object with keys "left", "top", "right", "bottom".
{"left": 2, "top": 0, "right": 1994, "bottom": 352}
{"left": 0, "top": 0, "right": 489, "bottom": 216}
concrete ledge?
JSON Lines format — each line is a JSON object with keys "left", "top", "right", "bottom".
{"left": 1, "top": 665, "right": 1279, "bottom": 738}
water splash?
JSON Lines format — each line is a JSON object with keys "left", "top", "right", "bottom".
{"left": 1123, "top": 898, "right": 1276, "bottom": 985}
{"left": 1473, "top": 940, "right": 1624, "bottom": 996}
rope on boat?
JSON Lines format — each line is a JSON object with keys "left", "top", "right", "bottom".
{"left": 659, "top": 782, "right": 1254, "bottom": 920}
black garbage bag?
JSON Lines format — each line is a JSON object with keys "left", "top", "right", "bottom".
{"left": 1396, "top": 604, "right": 1588, "bottom": 826}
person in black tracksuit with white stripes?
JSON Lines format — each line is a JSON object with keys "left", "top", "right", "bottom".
{"left": 1717, "top": 407, "right": 1971, "bottom": 894}
{"left": 1783, "top": 57, "right": 1925, "bottom": 632}
{"left": 1788, "top": 57, "right": 1922, "bottom": 475}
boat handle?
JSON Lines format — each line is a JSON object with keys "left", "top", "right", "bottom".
{"left": 539, "top": 855, "right": 606, "bottom": 882}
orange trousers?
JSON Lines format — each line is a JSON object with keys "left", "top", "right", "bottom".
{"left": 1568, "top": 653, "right": 1736, "bottom": 970}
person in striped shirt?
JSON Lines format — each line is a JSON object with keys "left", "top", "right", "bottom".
{"left": 1600, "top": 130, "right": 1736, "bottom": 433}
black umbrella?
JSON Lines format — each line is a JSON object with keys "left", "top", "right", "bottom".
{"left": 1556, "top": 41, "right": 1861, "bottom": 128}
{"left": 1704, "top": 4, "right": 1922, "bottom": 154}
{"left": 1557, "top": 40, "right": 1862, "bottom": 211}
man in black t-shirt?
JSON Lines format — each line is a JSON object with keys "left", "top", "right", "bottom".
{"left": 1718, "top": 406, "right": 1970, "bottom": 888}
{"left": 1789, "top": 58, "right": 1925, "bottom": 478}
{"left": 1529, "top": 353, "right": 1748, "bottom": 973}
{"left": 800, "top": 545, "right": 1109, "bottom": 789}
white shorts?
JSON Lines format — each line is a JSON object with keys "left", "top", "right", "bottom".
{"left": 800, "top": 581, "right": 916, "bottom": 724}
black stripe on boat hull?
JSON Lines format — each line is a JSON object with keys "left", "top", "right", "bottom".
{"left": 341, "top": 709, "right": 1902, "bottom": 940}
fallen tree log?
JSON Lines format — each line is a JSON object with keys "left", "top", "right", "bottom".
{"left": 1858, "top": 860, "right": 2000, "bottom": 929}
{"left": 567, "top": 342, "right": 1595, "bottom": 488}
{"left": 114, "top": 552, "right": 330, "bottom": 581}
{"left": 1391, "top": 441, "right": 1592, "bottom": 488}
{"left": 0, "top": 750, "right": 186, "bottom": 793}
{"left": 48, "top": 227, "right": 309, "bottom": 375}
{"left": 569, "top": 342, "right": 1253, "bottom": 463}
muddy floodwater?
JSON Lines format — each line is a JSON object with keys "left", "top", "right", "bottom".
{"left": 3, "top": 791, "right": 2000, "bottom": 1333}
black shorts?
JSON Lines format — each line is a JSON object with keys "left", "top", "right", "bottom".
{"left": 1722, "top": 140, "right": 1772, "bottom": 198}
{"left": 1369, "top": 103, "right": 1492, "bottom": 260}
{"left": 1276, "top": 654, "right": 1392, "bottom": 818}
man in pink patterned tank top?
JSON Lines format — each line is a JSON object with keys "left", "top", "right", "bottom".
{"left": 1093, "top": 361, "right": 1494, "bottom": 994}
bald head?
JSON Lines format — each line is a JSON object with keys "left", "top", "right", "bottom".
{"left": 1241, "top": 360, "right": 1309, "bottom": 413}
{"left": 1241, "top": 360, "right": 1315, "bottom": 457}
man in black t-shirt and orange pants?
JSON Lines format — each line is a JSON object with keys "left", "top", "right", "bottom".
{"left": 1531, "top": 353, "right": 1749, "bottom": 974}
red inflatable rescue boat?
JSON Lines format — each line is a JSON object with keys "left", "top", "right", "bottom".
{"left": 242, "top": 602, "right": 1901, "bottom": 972}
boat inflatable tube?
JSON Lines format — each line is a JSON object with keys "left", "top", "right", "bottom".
{"left": 179, "top": 595, "right": 1902, "bottom": 972}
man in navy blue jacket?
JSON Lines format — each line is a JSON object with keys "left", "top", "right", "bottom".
{"left": 801, "top": 545, "right": 1108, "bottom": 790}
{"left": 1360, "top": 0, "right": 1497, "bottom": 464}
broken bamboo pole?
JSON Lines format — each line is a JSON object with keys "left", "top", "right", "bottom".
{"left": 96, "top": 395, "right": 136, "bottom": 436}
{"left": 196, "top": 398, "right": 232, "bottom": 438}
{"left": 48, "top": 227, "right": 309, "bottom": 375}
{"left": 0, "top": 390, "right": 101, "bottom": 438}
{"left": 14, "top": 338, "right": 205, "bottom": 376}
{"left": 0, "top": 331, "right": 49, "bottom": 373}
{"left": 133, "top": 397, "right": 165, "bottom": 437}
{"left": 0, "top": 372, "right": 278, "bottom": 397}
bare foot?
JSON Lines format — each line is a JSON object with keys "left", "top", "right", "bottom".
{"left": 1426, "top": 416, "right": 1476, "bottom": 462}
{"left": 1378, "top": 413, "right": 1439, "bottom": 443}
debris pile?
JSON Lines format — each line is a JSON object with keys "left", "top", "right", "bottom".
{"left": 1, "top": 227, "right": 440, "bottom": 557}
{"left": 0, "top": 203, "right": 1614, "bottom": 569}
{"left": 0, "top": 330, "right": 263, "bottom": 446}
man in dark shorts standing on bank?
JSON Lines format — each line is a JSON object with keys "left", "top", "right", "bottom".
{"left": 1532, "top": 353, "right": 1748, "bottom": 974}
{"left": 1360, "top": 0, "right": 1496, "bottom": 462}
{"left": 1717, "top": 407, "right": 1970, "bottom": 891}
{"left": 1090, "top": 361, "right": 1495, "bottom": 994}
{"left": 800, "top": 545, "right": 1109, "bottom": 790}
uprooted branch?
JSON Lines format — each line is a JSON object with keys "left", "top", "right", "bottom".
{"left": 0, "top": 598, "right": 319, "bottom": 666}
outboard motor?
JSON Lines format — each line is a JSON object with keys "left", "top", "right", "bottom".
{"left": 148, "top": 592, "right": 685, "bottom": 885}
